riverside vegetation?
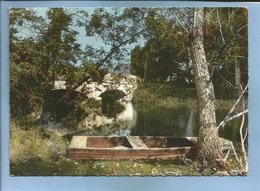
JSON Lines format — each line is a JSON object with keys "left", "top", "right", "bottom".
{"left": 10, "top": 83, "right": 247, "bottom": 176}
{"left": 9, "top": 7, "right": 248, "bottom": 175}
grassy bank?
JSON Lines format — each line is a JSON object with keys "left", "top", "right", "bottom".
{"left": 10, "top": 120, "right": 245, "bottom": 176}
{"left": 10, "top": 121, "right": 69, "bottom": 175}
{"left": 133, "top": 82, "right": 247, "bottom": 110}
{"left": 11, "top": 120, "right": 203, "bottom": 176}
{"left": 10, "top": 82, "right": 247, "bottom": 176}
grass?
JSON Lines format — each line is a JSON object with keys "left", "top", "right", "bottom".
{"left": 133, "top": 82, "right": 247, "bottom": 110}
{"left": 10, "top": 120, "right": 202, "bottom": 176}
{"left": 10, "top": 119, "right": 245, "bottom": 176}
{"left": 10, "top": 121, "right": 68, "bottom": 166}
{"left": 9, "top": 82, "right": 248, "bottom": 176}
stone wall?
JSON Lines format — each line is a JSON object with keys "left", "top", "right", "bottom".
{"left": 76, "top": 73, "right": 140, "bottom": 102}
{"left": 77, "top": 74, "right": 140, "bottom": 131}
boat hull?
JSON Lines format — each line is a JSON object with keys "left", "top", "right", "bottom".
{"left": 68, "top": 136, "right": 198, "bottom": 160}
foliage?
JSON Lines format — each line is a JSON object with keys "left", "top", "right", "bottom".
{"left": 130, "top": 8, "right": 248, "bottom": 95}
{"left": 62, "top": 97, "right": 100, "bottom": 128}
{"left": 10, "top": 121, "right": 68, "bottom": 163}
{"left": 132, "top": 82, "right": 247, "bottom": 111}
{"left": 131, "top": 11, "right": 192, "bottom": 84}
{"left": 133, "top": 83, "right": 195, "bottom": 104}
{"left": 100, "top": 90, "right": 126, "bottom": 117}
{"left": 10, "top": 7, "right": 248, "bottom": 118}
{"left": 100, "top": 89, "right": 126, "bottom": 103}
{"left": 10, "top": 8, "right": 81, "bottom": 117}
{"left": 204, "top": 8, "right": 248, "bottom": 96}
{"left": 78, "top": 7, "right": 147, "bottom": 73}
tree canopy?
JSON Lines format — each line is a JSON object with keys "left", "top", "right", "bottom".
{"left": 10, "top": 7, "right": 248, "bottom": 117}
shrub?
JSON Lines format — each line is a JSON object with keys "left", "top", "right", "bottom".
{"left": 10, "top": 121, "right": 68, "bottom": 164}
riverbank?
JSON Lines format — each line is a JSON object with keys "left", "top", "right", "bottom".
{"left": 10, "top": 119, "right": 246, "bottom": 176}
{"left": 10, "top": 83, "right": 248, "bottom": 176}
{"left": 133, "top": 82, "right": 247, "bottom": 110}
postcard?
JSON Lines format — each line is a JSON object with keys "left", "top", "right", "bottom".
{"left": 9, "top": 6, "right": 248, "bottom": 176}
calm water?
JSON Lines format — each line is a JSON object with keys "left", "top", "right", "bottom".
{"left": 129, "top": 105, "right": 246, "bottom": 143}
{"left": 76, "top": 104, "right": 247, "bottom": 143}
{"left": 11, "top": 103, "right": 247, "bottom": 175}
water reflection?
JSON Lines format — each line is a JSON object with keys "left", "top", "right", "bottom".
{"left": 78, "top": 104, "right": 247, "bottom": 143}
{"left": 130, "top": 106, "right": 197, "bottom": 137}
{"left": 129, "top": 105, "right": 246, "bottom": 142}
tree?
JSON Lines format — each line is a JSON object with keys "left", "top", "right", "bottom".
{"left": 9, "top": 8, "right": 46, "bottom": 116}
{"left": 9, "top": 8, "right": 81, "bottom": 117}
{"left": 130, "top": 15, "right": 193, "bottom": 84}
{"left": 204, "top": 8, "right": 248, "bottom": 97}
{"left": 191, "top": 8, "right": 224, "bottom": 165}
{"left": 40, "top": 8, "right": 81, "bottom": 88}
{"left": 71, "top": 8, "right": 148, "bottom": 89}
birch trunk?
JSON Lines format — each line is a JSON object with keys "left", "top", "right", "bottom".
{"left": 235, "top": 57, "right": 241, "bottom": 87}
{"left": 191, "top": 8, "right": 224, "bottom": 165}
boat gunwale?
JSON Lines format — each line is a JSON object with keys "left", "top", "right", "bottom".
{"left": 69, "top": 136, "right": 198, "bottom": 150}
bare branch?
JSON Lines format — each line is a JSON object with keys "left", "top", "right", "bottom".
{"left": 170, "top": 10, "right": 189, "bottom": 34}
{"left": 228, "top": 9, "right": 234, "bottom": 35}
{"left": 239, "top": 84, "right": 248, "bottom": 172}
{"left": 223, "top": 147, "right": 231, "bottom": 162}
{"left": 230, "top": 8, "right": 240, "bottom": 18}
{"left": 243, "top": 126, "right": 248, "bottom": 143}
{"left": 216, "top": 9, "right": 226, "bottom": 45}
{"left": 70, "top": 12, "right": 89, "bottom": 24}
{"left": 236, "top": 24, "right": 248, "bottom": 33}
{"left": 216, "top": 70, "right": 239, "bottom": 89}
{"left": 231, "top": 143, "right": 242, "bottom": 168}
{"left": 219, "top": 109, "right": 248, "bottom": 128}
{"left": 218, "top": 84, "right": 248, "bottom": 129}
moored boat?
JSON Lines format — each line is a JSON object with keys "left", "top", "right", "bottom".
{"left": 68, "top": 136, "right": 200, "bottom": 160}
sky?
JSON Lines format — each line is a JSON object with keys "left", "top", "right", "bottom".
{"left": 16, "top": 7, "right": 145, "bottom": 67}
{"left": 33, "top": 8, "right": 106, "bottom": 50}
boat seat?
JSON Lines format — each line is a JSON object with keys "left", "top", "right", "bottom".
{"left": 127, "top": 136, "right": 148, "bottom": 149}
{"left": 69, "top": 136, "right": 87, "bottom": 149}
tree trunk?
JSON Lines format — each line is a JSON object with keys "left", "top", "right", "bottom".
{"left": 235, "top": 56, "right": 241, "bottom": 87}
{"left": 191, "top": 8, "right": 224, "bottom": 165}
{"left": 144, "top": 52, "right": 148, "bottom": 82}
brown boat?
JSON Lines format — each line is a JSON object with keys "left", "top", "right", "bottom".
{"left": 68, "top": 136, "right": 200, "bottom": 160}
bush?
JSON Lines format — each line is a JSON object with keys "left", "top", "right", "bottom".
{"left": 10, "top": 121, "right": 68, "bottom": 164}
{"left": 133, "top": 83, "right": 196, "bottom": 104}
{"left": 100, "top": 90, "right": 126, "bottom": 117}
{"left": 100, "top": 89, "right": 126, "bottom": 103}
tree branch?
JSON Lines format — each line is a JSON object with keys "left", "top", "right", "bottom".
{"left": 239, "top": 84, "right": 248, "bottom": 172}
{"left": 170, "top": 10, "right": 189, "bottom": 34}
{"left": 219, "top": 109, "right": 248, "bottom": 128}
{"left": 72, "top": 28, "right": 145, "bottom": 91}
{"left": 216, "top": 70, "right": 239, "bottom": 90}
{"left": 216, "top": 9, "right": 226, "bottom": 45}
{"left": 217, "top": 83, "right": 248, "bottom": 129}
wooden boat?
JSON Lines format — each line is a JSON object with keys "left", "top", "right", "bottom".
{"left": 68, "top": 136, "right": 200, "bottom": 160}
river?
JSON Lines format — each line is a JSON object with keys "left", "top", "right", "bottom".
{"left": 130, "top": 105, "right": 246, "bottom": 143}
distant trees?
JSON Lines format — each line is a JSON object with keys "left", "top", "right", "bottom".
{"left": 130, "top": 10, "right": 192, "bottom": 84}
{"left": 204, "top": 8, "right": 248, "bottom": 96}
{"left": 130, "top": 8, "right": 248, "bottom": 97}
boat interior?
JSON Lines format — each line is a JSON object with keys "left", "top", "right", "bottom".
{"left": 85, "top": 136, "right": 195, "bottom": 149}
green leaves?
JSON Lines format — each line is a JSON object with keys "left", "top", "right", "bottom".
{"left": 10, "top": 8, "right": 82, "bottom": 117}
{"left": 9, "top": 7, "right": 248, "bottom": 117}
